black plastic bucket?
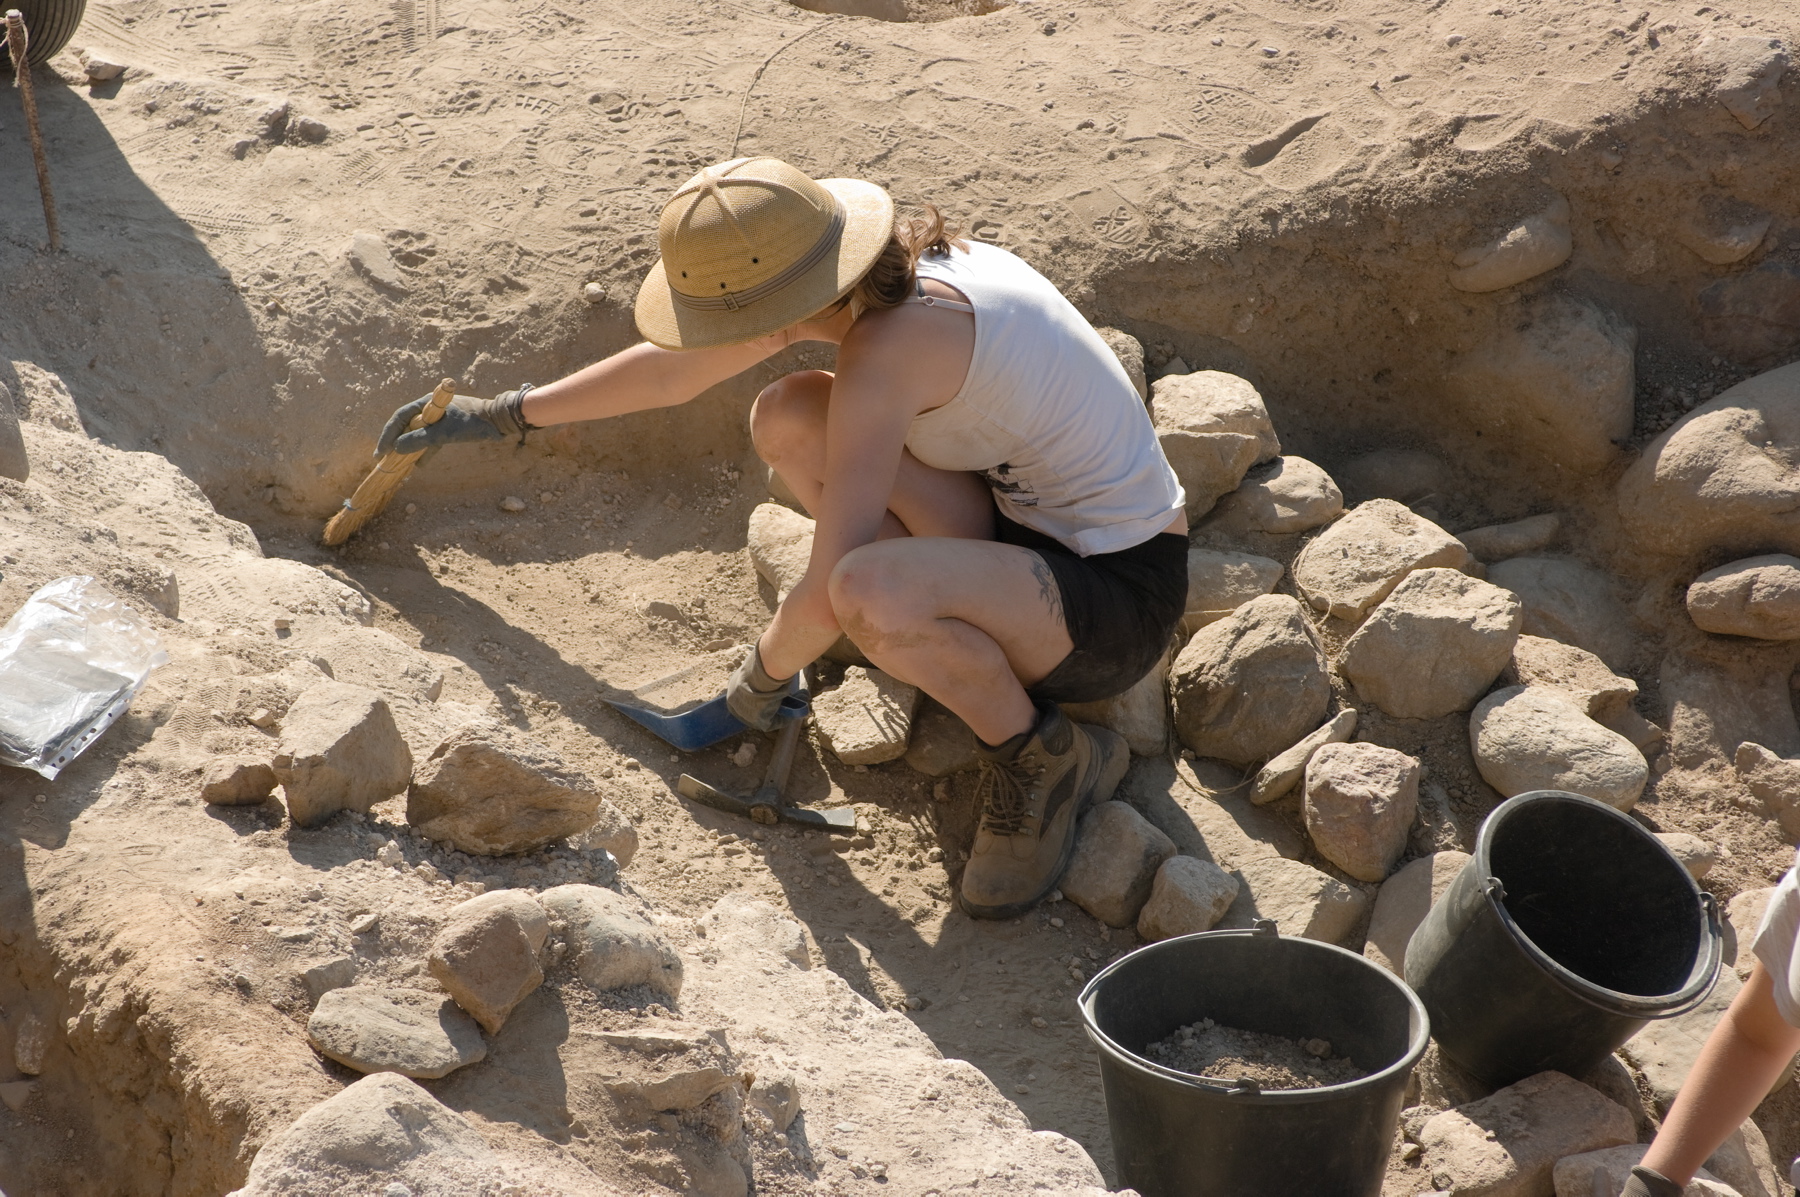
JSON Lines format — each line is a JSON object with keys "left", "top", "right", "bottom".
{"left": 1405, "top": 790, "right": 1723, "bottom": 1088}
{"left": 1079, "top": 923, "right": 1429, "bottom": 1197}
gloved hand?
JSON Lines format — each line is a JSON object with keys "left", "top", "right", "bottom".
{"left": 375, "top": 387, "right": 534, "bottom": 458}
{"left": 1621, "top": 1165, "right": 1684, "bottom": 1197}
{"left": 726, "top": 643, "right": 796, "bottom": 732}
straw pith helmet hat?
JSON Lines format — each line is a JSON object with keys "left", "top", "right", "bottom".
{"left": 634, "top": 157, "right": 896, "bottom": 350}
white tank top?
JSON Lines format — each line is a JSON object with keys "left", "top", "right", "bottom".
{"left": 902, "top": 242, "right": 1184, "bottom": 557}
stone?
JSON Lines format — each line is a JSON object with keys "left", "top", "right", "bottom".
{"left": 1619, "top": 967, "right": 1793, "bottom": 1116}
{"left": 1485, "top": 557, "right": 1634, "bottom": 670}
{"left": 301, "top": 957, "right": 358, "bottom": 1001}
{"left": 1675, "top": 197, "right": 1772, "bottom": 266}
{"left": 305, "top": 987, "right": 487, "bottom": 1080}
{"left": 1292, "top": 500, "right": 1473, "bottom": 621}
{"left": 1136, "top": 855, "right": 1240, "bottom": 940}
{"left": 605, "top": 1066, "right": 738, "bottom": 1115}
{"left": 80, "top": 49, "right": 127, "bottom": 81}
{"left": 428, "top": 890, "right": 549, "bottom": 1035}
{"left": 1149, "top": 370, "right": 1280, "bottom": 518}
{"left": 576, "top": 798, "right": 639, "bottom": 867}
{"left": 1731, "top": 743, "right": 1800, "bottom": 840}
{"left": 1364, "top": 851, "right": 1471, "bottom": 976}
{"left": 1445, "top": 294, "right": 1635, "bottom": 476}
{"left": 539, "top": 884, "right": 683, "bottom": 999}
{"left": 903, "top": 699, "right": 980, "bottom": 776}
{"left": 1130, "top": 757, "right": 1308, "bottom": 869}
{"left": 346, "top": 231, "right": 406, "bottom": 291}
{"left": 200, "top": 756, "right": 279, "bottom": 806}
{"left": 1501, "top": 634, "right": 1638, "bottom": 721}
{"left": 699, "top": 893, "right": 810, "bottom": 969}
{"left": 1094, "top": 326, "right": 1148, "bottom": 401}
{"left": 272, "top": 681, "right": 413, "bottom": 829}
{"left": 1687, "top": 554, "right": 1800, "bottom": 639}
{"left": 1553, "top": 1145, "right": 1737, "bottom": 1197}
{"left": 1062, "top": 648, "right": 1171, "bottom": 757}
{"left": 1656, "top": 832, "right": 1718, "bottom": 881}
{"left": 12, "top": 1013, "right": 48, "bottom": 1075}
{"left": 1705, "top": 1119, "right": 1782, "bottom": 1197}
{"left": 406, "top": 718, "right": 602, "bottom": 856}
{"left": 229, "top": 1073, "right": 508, "bottom": 1196}
{"left": 1201, "top": 455, "right": 1343, "bottom": 536}
{"left": 812, "top": 666, "right": 919, "bottom": 765}
{"left": 1303, "top": 742, "right": 1419, "bottom": 883}
{"left": 1725, "top": 887, "right": 1778, "bottom": 978}
{"left": 1416, "top": 1071, "right": 1634, "bottom": 1197}
{"left": 1337, "top": 449, "right": 1449, "bottom": 504}
{"left": 0, "top": 1081, "right": 31, "bottom": 1112}
{"left": 1618, "top": 363, "right": 1800, "bottom": 562}
{"left": 1447, "top": 193, "right": 1573, "bottom": 293}
{"left": 1216, "top": 856, "right": 1369, "bottom": 943}
{"left": 292, "top": 115, "right": 330, "bottom": 142}
{"left": 257, "top": 99, "right": 290, "bottom": 135}
{"left": 1337, "top": 568, "right": 1523, "bottom": 719}
{"left": 1470, "top": 687, "right": 1648, "bottom": 811}
{"left": 1457, "top": 513, "right": 1561, "bottom": 563}
{"left": 0, "top": 381, "right": 26, "bottom": 482}
{"left": 1171, "top": 594, "right": 1331, "bottom": 767}
{"left": 1182, "top": 548, "right": 1284, "bottom": 633}
{"left": 1060, "top": 801, "right": 1177, "bottom": 928}
{"left": 1692, "top": 34, "right": 1789, "bottom": 129}
{"left": 747, "top": 502, "right": 814, "bottom": 598}
{"left": 499, "top": 494, "right": 527, "bottom": 513}
{"left": 1700, "top": 260, "right": 1800, "bottom": 364}
{"left": 748, "top": 1071, "right": 802, "bottom": 1132}
{"left": 1250, "top": 708, "right": 1358, "bottom": 805}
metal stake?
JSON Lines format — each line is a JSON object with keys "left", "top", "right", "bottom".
{"left": 5, "top": 10, "right": 60, "bottom": 252}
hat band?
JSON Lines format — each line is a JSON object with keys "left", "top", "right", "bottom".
{"left": 671, "top": 200, "right": 847, "bottom": 313}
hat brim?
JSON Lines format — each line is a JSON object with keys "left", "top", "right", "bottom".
{"left": 633, "top": 178, "right": 896, "bottom": 352}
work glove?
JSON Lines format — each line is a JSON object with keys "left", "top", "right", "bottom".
{"left": 375, "top": 386, "right": 534, "bottom": 458}
{"left": 725, "top": 643, "right": 796, "bottom": 732}
{"left": 1621, "top": 1165, "right": 1683, "bottom": 1197}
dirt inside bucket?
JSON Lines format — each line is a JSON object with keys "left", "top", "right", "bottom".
{"left": 1143, "top": 1019, "right": 1369, "bottom": 1091}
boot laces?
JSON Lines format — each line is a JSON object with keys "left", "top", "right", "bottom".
{"left": 975, "top": 754, "right": 1044, "bottom": 837}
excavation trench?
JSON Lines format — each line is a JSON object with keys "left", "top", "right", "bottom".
{"left": 3, "top": 12, "right": 1800, "bottom": 1195}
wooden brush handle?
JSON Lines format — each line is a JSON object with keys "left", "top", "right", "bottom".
{"left": 411, "top": 378, "right": 456, "bottom": 434}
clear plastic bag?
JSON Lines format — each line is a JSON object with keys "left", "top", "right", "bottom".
{"left": 0, "top": 576, "right": 169, "bottom": 779}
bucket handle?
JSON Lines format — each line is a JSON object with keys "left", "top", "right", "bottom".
{"left": 1652, "top": 892, "right": 1725, "bottom": 1020}
{"left": 1163, "top": 1073, "right": 1265, "bottom": 1096}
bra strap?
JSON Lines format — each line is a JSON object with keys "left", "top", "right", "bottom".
{"left": 906, "top": 277, "right": 975, "bottom": 314}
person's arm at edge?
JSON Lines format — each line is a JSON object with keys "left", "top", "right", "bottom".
{"left": 1640, "top": 961, "right": 1800, "bottom": 1185}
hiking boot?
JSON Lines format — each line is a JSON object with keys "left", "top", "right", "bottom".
{"left": 958, "top": 703, "right": 1130, "bottom": 920}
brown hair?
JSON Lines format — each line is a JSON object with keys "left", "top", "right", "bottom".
{"left": 850, "top": 206, "right": 969, "bottom": 314}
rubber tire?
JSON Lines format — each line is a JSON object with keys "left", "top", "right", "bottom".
{"left": 5, "top": 0, "right": 88, "bottom": 68}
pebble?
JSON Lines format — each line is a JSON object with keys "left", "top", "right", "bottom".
{"left": 1136, "top": 855, "right": 1240, "bottom": 940}
{"left": 580, "top": 281, "right": 606, "bottom": 304}
{"left": 292, "top": 115, "right": 330, "bottom": 143}
{"left": 499, "top": 496, "right": 527, "bottom": 512}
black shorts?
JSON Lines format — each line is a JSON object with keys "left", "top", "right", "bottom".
{"left": 995, "top": 517, "right": 1189, "bottom": 705}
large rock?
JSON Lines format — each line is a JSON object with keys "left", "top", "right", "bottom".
{"left": 1171, "top": 594, "right": 1331, "bottom": 767}
{"left": 305, "top": 987, "right": 487, "bottom": 1080}
{"left": 1149, "top": 370, "right": 1279, "bottom": 518}
{"left": 1132, "top": 756, "right": 1309, "bottom": 870}
{"left": 1201, "top": 455, "right": 1342, "bottom": 536}
{"left": 1470, "top": 687, "right": 1648, "bottom": 811}
{"left": 1136, "top": 855, "right": 1241, "bottom": 940}
{"left": 1363, "top": 851, "right": 1470, "bottom": 976}
{"left": 1094, "top": 326, "right": 1149, "bottom": 401}
{"left": 1182, "top": 548, "right": 1283, "bottom": 633}
{"left": 1458, "top": 513, "right": 1561, "bottom": 563}
{"left": 1059, "top": 801, "right": 1177, "bottom": 928}
{"left": 1725, "top": 886, "right": 1779, "bottom": 978}
{"left": 1666, "top": 650, "right": 1800, "bottom": 768}
{"left": 1485, "top": 556, "right": 1634, "bottom": 670}
{"left": 1501, "top": 634, "right": 1638, "bottom": 721}
{"left": 1693, "top": 33, "right": 1790, "bottom": 129}
{"left": 1445, "top": 294, "right": 1635, "bottom": 476}
{"left": 1303, "top": 742, "right": 1419, "bottom": 883}
{"left": 1062, "top": 647, "right": 1170, "bottom": 756}
{"left": 1250, "top": 708, "right": 1358, "bottom": 805}
{"left": 812, "top": 666, "right": 919, "bottom": 766}
{"left": 1216, "top": 856, "right": 1368, "bottom": 943}
{"left": 698, "top": 893, "right": 810, "bottom": 970}
{"left": 903, "top": 699, "right": 980, "bottom": 776}
{"left": 228, "top": 1073, "right": 510, "bottom": 1196}
{"left": 1617, "top": 362, "right": 1800, "bottom": 562}
{"left": 1553, "top": 1145, "right": 1737, "bottom": 1197}
{"left": 1292, "top": 499, "right": 1473, "bottom": 621}
{"left": 538, "top": 884, "right": 683, "bottom": 999}
{"left": 1618, "top": 967, "right": 1791, "bottom": 1118}
{"left": 1687, "top": 554, "right": 1800, "bottom": 639}
{"left": 1416, "top": 1071, "right": 1634, "bottom": 1197}
{"left": 1336, "top": 568, "right": 1522, "bottom": 719}
{"left": 747, "top": 502, "right": 814, "bottom": 597}
{"left": 1699, "top": 260, "right": 1800, "bottom": 365}
{"left": 272, "top": 681, "right": 413, "bottom": 829}
{"left": 1735, "top": 743, "right": 1800, "bottom": 841}
{"left": 406, "top": 718, "right": 602, "bottom": 856}
{"left": 0, "top": 380, "right": 27, "bottom": 482}
{"left": 200, "top": 756, "right": 279, "bottom": 806}
{"left": 428, "top": 890, "right": 549, "bottom": 1035}
{"left": 1447, "top": 193, "right": 1573, "bottom": 293}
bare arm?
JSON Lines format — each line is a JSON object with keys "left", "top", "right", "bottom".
{"left": 1641, "top": 962, "right": 1800, "bottom": 1184}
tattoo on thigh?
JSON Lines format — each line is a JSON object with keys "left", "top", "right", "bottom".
{"left": 1028, "top": 555, "right": 1065, "bottom": 626}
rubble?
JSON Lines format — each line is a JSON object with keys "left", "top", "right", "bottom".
{"left": 1416, "top": 1071, "right": 1634, "bottom": 1197}
{"left": 1484, "top": 556, "right": 1635, "bottom": 670}
{"left": 428, "top": 890, "right": 550, "bottom": 1035}
{"left": 1216, "top": 856, "right": 1368, "bottom": 943}
{"left": 305, "top": 987, "right": 488, "bottom": 1079}
{"left": 540, "top": 884, "right": 684, "bottom": 999}
{"left": 746, "top": 501, "right": 815, "bottom": 598}
{"left": 1686, "top": 553, "right": 1800, "bottom": 639}
{"left": 1200, "top": 455, "right": 1343, "bottom": 536}
{"left": 200, "top": 756, "right": 279, "bottom": 806}
{"left": 406, "top": 718, "right": 602, "bottom": 855}
{"left": 1149, "top": 370, "right": 1279, "bottom": 517}
{"left": 1457, "top": 513, "right": 1561, "bottom": 563}
{"left": 1249, "top": 708, "right": 1358, "bottom": 805}
{"left": 1060, "top": 801, "right": 1177, "bottom": 928}
{"left": 1501, "top": 634, "right": 1638, "bottom": 721}
{"left": 1182, "top": 547, "right": 1284, "bottom": 633}
{"left": 1447, "top": 194, "right": 1574, "bottom": 293}
{"left": 271, "top": 680, "right": 413, "bottom": 828}
{"left": 812, "top": 666, "right": 920, "bottom": 765}
{"left": 903, "top": 699, "right": 981, "bottom": 776}
{"left": 1470, "top": 686, "right": 1648, "bottom": 811}
{"left": 1171, "top": 593, "right": 1330, "bottom": 767}
{"left": 1061, "top": 647, "right": 1170, "bottom": 756}
{"left": 1136, "top": 855, "right": 1240, "bottom": 940}
{"left": 1363, "top": 852, "right": 1470, "bottom": 976}
{"left": 1336, "top": 568, "right": 1522, "bottom": 719}
{"left": 1292, "top": 500, "right": 1473, "bottom": 621}
{"left": 1302, "top": 742, "right": 1419, "bottom": 883}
